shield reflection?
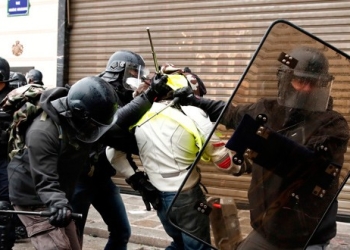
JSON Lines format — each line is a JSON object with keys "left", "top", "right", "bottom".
{"left": 167, "top": 19, "right": 350, "bottom": 250}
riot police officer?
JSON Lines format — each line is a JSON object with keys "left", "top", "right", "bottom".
{"left": 25, "top": 69, "right": 44, "bottom": 85}
{"left": 70, "top": 50, "right": 162, "bottom": 250}
{"left": 7, "top": 71, "right": 168, "bottom": 250}
{"left": 175, "top": 46, "right": 350, "bottom": 249}
{"left": 0, "top": 57, "right": 19, "bottom": 250}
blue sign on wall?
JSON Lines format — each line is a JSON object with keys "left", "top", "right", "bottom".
{"left": 8, "top": 0, "right": 29, "bottom": 16}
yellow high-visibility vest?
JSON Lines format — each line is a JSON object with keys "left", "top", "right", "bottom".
{"left": 131, "top": 74, "right": 210, "bottom": 161}
{"left": 133, "top": 103, "right": 210, "bottom": 162}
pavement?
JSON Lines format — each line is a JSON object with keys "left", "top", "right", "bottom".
{"left": 12, "top": 193, "right": 350, "bottom": 250}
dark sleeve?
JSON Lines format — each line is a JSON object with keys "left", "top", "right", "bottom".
{"left": 26, "top": 128, "right": 68, "bottom": 207}
{"left": 219, "top": 101, "right": 265, "bottom": 130}
{"left": 115, "top": 93, "right": 152, "bottom": 130}
{"left": 102, "top": 124, "right": 139, "bottom": 155}
{"left": 192, "top": 97, "right": 226, "bottom": 122}
{"left": 307, "top": 111, "right": 350, "bottom": 165}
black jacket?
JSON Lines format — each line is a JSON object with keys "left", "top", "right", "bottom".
{"left": 8, "top": 87, "right": 152, "bottom": 207}
{"left": 199, "top": 97, "right": 350, "bottom": 248}
{"left": 0, "top": 85, "right": 13, "bottom": 157}
{"left": 77, "top": 88, "right": 143, "bottom": 182}
{"left": 7, "top": 87, "right": 91, "bottom": 207}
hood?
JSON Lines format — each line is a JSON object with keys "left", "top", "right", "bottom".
{"left": 39, "top": 87, "right": 69, "bottom": 124}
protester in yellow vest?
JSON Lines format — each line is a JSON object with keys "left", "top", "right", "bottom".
{"left": 106, "top": 70, "right": 240, "bottom": 250}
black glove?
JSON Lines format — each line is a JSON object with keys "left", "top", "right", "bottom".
{"left": 0, "top": 201, "right": 13, "bottom": 224}
{"left": 49, "top": 204, "right": 73, "bottom": 228}
{"left": 145, "top": 74, "right": 169, "bottom": 102}
{"left": 126, "top": 172, "right": 161, "bottom": 211}
{"left": 173, "top": 86, "right": 196, "bottom": 106}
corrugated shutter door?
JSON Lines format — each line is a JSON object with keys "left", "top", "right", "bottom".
{"left": 69, "top": 0, "right": 350, "bottom": 212}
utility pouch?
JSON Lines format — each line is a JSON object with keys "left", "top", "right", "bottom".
{"left": 207, "top": 197, "right": 243, "bottom": 250}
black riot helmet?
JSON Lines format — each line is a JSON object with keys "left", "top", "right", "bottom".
{"left": 101, "top": 50, "right": 149, "bottom": 91}
{"left": 0, "top": 57, "right": 10, "bottom": 83}
{"left": 65, "top": 76, "right": 119, "bottom": 143}
{"left": 9, "top": 72, "right": 27, "bottom": 89}
{"left": 277, "top": 46, "right": 334, "bottom": 112}
{"left": 26, "top": 69, "right": 43, "bottom": 85}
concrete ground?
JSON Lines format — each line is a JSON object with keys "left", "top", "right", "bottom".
{"left": 13, "top": 236, "right": 162, "bottom": 250}
{"left": 11, "top": 193, "right": 350, "bottom": 250}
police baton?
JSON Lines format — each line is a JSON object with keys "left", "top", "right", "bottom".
{"left": 0, "top": 210, "right": 83, "bottom": 220}
{"left": 146, "top": 27, "right": 160, "bottom": 74}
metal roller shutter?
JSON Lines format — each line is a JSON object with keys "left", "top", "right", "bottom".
{"left": 68, "top": 0, "right": 350, "bottom": 212}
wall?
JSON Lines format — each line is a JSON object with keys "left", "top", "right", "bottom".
{"left": 67, "top": 0, "right": 350, "bottom": 100}
{"left": 0, "top": 0, "right": 59, "bottom": 88}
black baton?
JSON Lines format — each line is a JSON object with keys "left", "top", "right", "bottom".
{"left": 0, "top": 209, "right": 83, "bottom": 220}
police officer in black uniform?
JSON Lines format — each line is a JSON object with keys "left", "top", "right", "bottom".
{"left": 6, "top": 71, "right": 168, "bottom": 250}
{"left": 71, "top": 50, "right": 159, "bottom": 250}
{"left": 175, "top": 46, "right": 350, "bottom": 249}
{"left": 0, "top": 57, "right": 17, "bottom": 250}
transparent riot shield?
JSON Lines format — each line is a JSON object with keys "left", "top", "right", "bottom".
{"left": 167, "top": 19, "right": 350, "bottom": 250}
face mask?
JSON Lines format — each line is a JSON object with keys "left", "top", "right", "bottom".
{"left": 126, "top": 77, "right": 142, "bottom": 91}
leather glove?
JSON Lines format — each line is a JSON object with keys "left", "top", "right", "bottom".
{"left": 126, "top": 171, "right": 161, "bottom": 211}
{"left": 49, "top": 204, "right": 73, "bottom": 228}
{"left": 173, "top": 85, "right": 201, "bottom": 106}
{"left": 145, "top": 74, "right": 169, "bottom": 102}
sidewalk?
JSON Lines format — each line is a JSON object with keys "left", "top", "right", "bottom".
{"left": 84, "top": 193, "right": 172, "bottom": 248}
{"left": 13, "top": 193, "right": 350, "bottom": 249}
{"left": 85, "top": 193, "right": 350, "bottom": 249}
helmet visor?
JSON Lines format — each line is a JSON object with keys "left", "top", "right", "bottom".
{"left": 123, "top": 62, "right": 149, "bottom": 91}
{"left": 293, "top": 71, "right": 333, "bottom": 88}
{"left": 277, "top": 71, "right": 334, "bottom": 111}
{"left": 75, "top": 110, "right": 118, "bottom": 143}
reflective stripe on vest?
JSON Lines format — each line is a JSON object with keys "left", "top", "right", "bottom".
{"left": 134, "top": 104, "right": 210, "bottom": 161}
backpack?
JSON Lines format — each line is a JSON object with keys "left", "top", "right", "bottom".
{"left": 0, "top": 84, "right": 46, "bottom": 159}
